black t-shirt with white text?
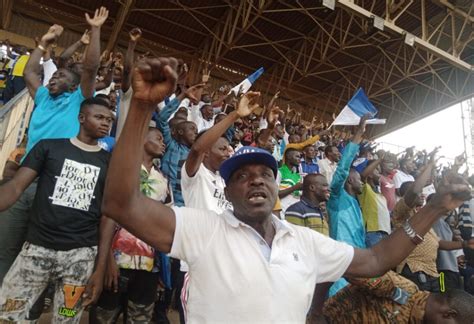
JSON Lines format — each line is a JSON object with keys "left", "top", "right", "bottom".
{"left": 22, "top": 138, "right": 110, "bottom": 250}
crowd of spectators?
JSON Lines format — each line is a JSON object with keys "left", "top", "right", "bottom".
{"left": 1, "top": 7, "right": 474, "bottom": 323}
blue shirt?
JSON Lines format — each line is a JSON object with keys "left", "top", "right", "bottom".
{"left": 26, "top": 86, "right": 86, "bottom": 155}
{"left": 157, "top": 98, "right": 189, "bottom": 207}
{"left": 327, "top": 141, "right": 365, "bottom": 295}
{"left": 300, "top": 158, "right": 319, "bottom": 174}
{"left": 98, "top": 136, "right": 116, "bottom": 152}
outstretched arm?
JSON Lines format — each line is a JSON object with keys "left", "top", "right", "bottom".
{"left": 345, "top": 181, "right": 471, "bottom": 278}
{"left": 57, "top": 30, "right": 89, "bottom": 68}
{"left": 102, "top": 57, "right": 179, "bottom": 253}
{"left": 24, "top": 24, "right": 63, "bottom": 98}
{"left": 122, "top": 28, "right": 141, "bottom": 92}
{"left": 330, "top": 115, "right": 369, "bottom": 194}
{"left": 404, "top": 151, "right": 437, "bottom": 208}
{"left": 81, "top": 7, "right": 109, "bottom": 98}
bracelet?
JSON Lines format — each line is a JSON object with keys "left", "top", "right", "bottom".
{"left": 37, "top": 45, "right": 46, "bottom": 52}
{"left": 402, "top": 220, "right": 424, "bottom": 245}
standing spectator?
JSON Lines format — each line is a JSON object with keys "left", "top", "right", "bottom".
{"left": 393, "top": 157, "right": 416, "bottom": 192}
{"left": 318, "top": 145, "right": 341, "bottom": 185}
{"left": 285, "top": 173, "right": 330, "bottom": 236}
{"left": 359, "top": 158, "right": 391, "bottom": 247}
{"left": 433, "top": 213, "right": 464, "bottom": 291}
{"left": 284, "top": 173, "right": 331, "bottom": 322}
{"left": 178, "top": 92, "right": 259, "bottom": 322}
{"left": 189, "top": 103, "right": 215, "bottom": 133}
{"left": 278, "top": 148, "right": 303, "bottom": 213}
{"left": 102, "top": 56, "right": 472, "bottom": 323}
{"left": 327, "top": 116, "right": 369, "bottom": 295}
{"left": 3, "top": 41, "right": 29, "bottom": 103}
{"left": 157, "top": 84, "right": 202, "bottom": 207}
{"left": 300, "top": 145, "right": 319, "bottom": 175}
{"left": 91, "top": 127, "right": 171, "bottom": 323}
{"left": 0, "top": 98, "right": 116, "bottom": 322}
{"left": 0, "top": 8, "right": 107, "bottom": 285}
{"left": 379, "top": 153, "right": 397, "bottom": 212}
{"left": 114, "top": 27, "right": 142, "bottom": 140}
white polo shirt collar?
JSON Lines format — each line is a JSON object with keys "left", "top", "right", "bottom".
{"left": 222, "top": 209, "right": 295, "bottom": 237}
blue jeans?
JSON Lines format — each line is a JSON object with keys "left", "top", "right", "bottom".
{"left": 365, "top": 231, "right": 389, "bottom": 248}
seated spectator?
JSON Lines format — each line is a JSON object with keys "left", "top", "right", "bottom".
{"left": 324, "top": 270, "right": 474, "bottom": 323}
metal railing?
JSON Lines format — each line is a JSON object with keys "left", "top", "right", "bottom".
{"left": 0, "top": 89, "right": 34, "bottom": 177}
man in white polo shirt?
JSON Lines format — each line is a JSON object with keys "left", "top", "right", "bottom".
{"left": 102, "top": 57, "right": 471, "bottom": 323}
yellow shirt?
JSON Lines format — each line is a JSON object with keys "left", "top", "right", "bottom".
{"left": 12, "top": 55, "right": 29, "bottom": 77}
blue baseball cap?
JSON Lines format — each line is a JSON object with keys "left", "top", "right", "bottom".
{"left": 219, "top": 146, "right": 278, "bottom": 185}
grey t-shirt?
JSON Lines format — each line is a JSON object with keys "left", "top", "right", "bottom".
{"left": 432, "top": 217, "right": 459, "bottom": 273}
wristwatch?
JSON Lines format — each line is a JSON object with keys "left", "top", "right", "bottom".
{"left": 403, "top": 220, "right": 424, "bottom": 245}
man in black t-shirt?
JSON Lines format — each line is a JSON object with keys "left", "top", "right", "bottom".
{"left": 0, "top": 98, "right": 116, "bottom": 323}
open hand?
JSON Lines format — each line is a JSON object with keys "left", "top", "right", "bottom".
{"left": 132, "top": 57, "right": 178, "bottom": 105}
{"left": 85, "top": 6, "right": 109, "bottom": 28}
{"left": 202, "top": 67, "right": 211, "bottom": 83}
{"left": 41, "top": 24, "right": 64, "bottom": 45}
{"left": 237, "top": 91, "right": 261, "bottom": 118}
{"left": 129, "top": 27, "right": 142, "bottom": 42}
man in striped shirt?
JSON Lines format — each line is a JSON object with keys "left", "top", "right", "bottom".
{"left": 285, "top": 174, "right": 330, "bottom": 236}
{"left": 285, "top": 173, "right": 331, "bottom": 322}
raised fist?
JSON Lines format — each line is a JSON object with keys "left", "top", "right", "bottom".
{"left": 129, "top": 27, "right": 142, "bottom": 42}
{"left": 132, "top": 57, "right": 178, "bottom": 105}
{"left": 41, "top": 24, "right": 64, "bottom": 45}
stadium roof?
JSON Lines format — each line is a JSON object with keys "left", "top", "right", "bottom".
{"left": 2, "top": 0, "right": 473, "bottom": 137}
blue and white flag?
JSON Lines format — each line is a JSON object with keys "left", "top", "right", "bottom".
{"left": 228, "top": 67, "right": 264, "bottom": 96}
{"left": 331, "top": 88, "right": 386, "bottom": 126}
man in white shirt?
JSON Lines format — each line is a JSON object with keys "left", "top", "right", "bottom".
{"left": 102, "top": 57, "right": 471, "bottom": 323}
{"left": 393, "top": 157, "right": 416, "bottom": 192}
{"left": 179, "top": 89, "right": 257, "bottom": 320}
{"left": 189, "top": 102, "right": 215, "bottom": 132}
{"left": 318, "top": 145, "right": 341, "bottom": 185}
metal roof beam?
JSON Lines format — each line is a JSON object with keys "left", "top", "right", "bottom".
{"left": 337, "top": 0, "right": 473, "bottom": 71}
{"left": 106, "top": 0, "right": 135, "bottom": 51}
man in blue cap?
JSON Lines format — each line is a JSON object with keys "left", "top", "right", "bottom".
{"left": 102, "top": 57, "right": 471, "bottom": 323}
